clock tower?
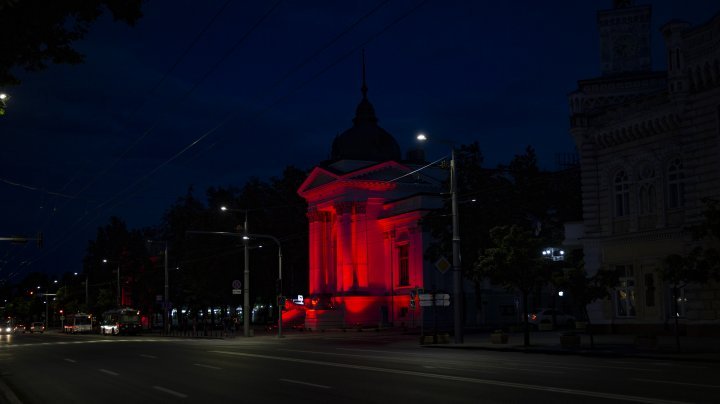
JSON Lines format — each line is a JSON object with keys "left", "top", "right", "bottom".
{"left": 597, "top": 0, "right": 652, "bottom": 75}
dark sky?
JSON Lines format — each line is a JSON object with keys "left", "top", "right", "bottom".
{"left": 0, "top": 0, "right": 715, "bottom": 281}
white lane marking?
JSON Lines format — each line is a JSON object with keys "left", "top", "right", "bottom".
{"left": 64, "top": 358, "right": 76, "bottom": 363}
{"left": 279, "top": 378, "right": 331, "bottom": 389}
{"left": 193, "top": 363, "right": 221, "bottom": 370}
{"left": 633, "top": 378, "right": 720, "bottom": 389}
{"left": 99, "top": 369, "right": 119, "bottom": 376}
{"left": 153, "top": 386, "right": 188, "bottom": 398}
{"left": 140, "top": 354, "right": 157, "bottom": 359}
{"left": 284, "top": 348, "right": 569, "bottom": 374}
{"left": 211, "top": 350, "right": 690, "bottom": 404}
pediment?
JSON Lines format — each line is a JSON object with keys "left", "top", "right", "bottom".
{"left": 298, "top": 161, "right": 442, "bottom": 197}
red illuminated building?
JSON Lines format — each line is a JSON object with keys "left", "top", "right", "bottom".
{"left": 297, "top": 71, "right": 447, "bottom": 329}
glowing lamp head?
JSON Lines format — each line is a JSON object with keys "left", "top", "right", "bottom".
{"left": 416, "top": 133, "right": 427, "bottom": 142}
{"left": 0, "top": 93, "right": 6, "bottom": 100}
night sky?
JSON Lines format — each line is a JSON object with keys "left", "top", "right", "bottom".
{"left": 1, "top": 0, "right": 715, "bottom": 280}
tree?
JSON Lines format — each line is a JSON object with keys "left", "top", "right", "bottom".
{"left": 82, "top": 216, "right": 151, "bottom": 315}
{"left": 424, "top": 144, "right": 581, "bottom": 327}
{"left": 475, "top": 225, "right": 548, "bottom": 346}
{"left": 558, "top": 259, "right": 619, "bottom": 348}
{"left": 0, "top": 0, "right": 143, "bottom": 86}
{"left": 660, "top": 198, "right": 720, "bottom": 351}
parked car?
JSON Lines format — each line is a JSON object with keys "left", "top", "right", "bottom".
{"left": 30, "top": 322, "right": 45, "bottom": 333}
{"left": 528, "top": 308, "right": 575, "bottom": 328}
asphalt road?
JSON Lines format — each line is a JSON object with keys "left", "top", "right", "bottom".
{"left": 0, "top": 331, "right": 718, "bottom": 403}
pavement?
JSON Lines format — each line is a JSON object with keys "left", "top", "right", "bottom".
{"left": 142, "top": 326, "right": 720, "bottom": 363}
{"left": 419, "top": 329, "right": 720, "bottom": 363}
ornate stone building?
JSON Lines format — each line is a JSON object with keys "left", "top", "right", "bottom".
{"left": 569, "top": 1, "right": 720, "bottom": 334}
{"left": 297, "top": 72, "right": 450, "bottom": 329}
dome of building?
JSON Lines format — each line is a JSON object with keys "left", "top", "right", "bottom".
{"left": 329, "top": 75, "right": 401, "bottom": 163}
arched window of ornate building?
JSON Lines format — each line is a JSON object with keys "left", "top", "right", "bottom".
{"left": 397, "top": 243, "right": 410, "bottom": 286}
{"left": 614, "top": 170, "right": 631, "bottom": 217}
{"left": 638, "top": 164, "right": 656, "bottom": 215}
{"left": 667, "top": 158, "right": 685, "bottom": 209}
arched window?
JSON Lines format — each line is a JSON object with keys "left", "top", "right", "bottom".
{"left": 638, "top": 164, "right": 656, "bottom": 215}
{"left": 614, "top": 170, "right": 630, "bottom": 217}
{"left": 667, "top": 158, "right": 685, "bottom": 209}
{"left": 397, "top": 244, "right": 409, "bottom": 286}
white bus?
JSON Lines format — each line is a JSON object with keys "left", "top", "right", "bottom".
{"left": 100, "top": 308, "right": 141, "bottom": 335}
{"left": 63, "top": 313, "right": 93, "bottom": 334}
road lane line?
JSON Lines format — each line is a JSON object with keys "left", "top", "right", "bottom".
{"left": 140, "top": 354, "right": 157, "bottom": 359}
{"left": 211, "top": 350, "right": 690, "bottom": 404}
{"left": 153, "top": 386, "right": 188, "bottom": 398}
{"left": 193, "top": 363, "right": 221, "bottom": 370}
{"left": 64, "top": 358, "right": 76, "bottom": 363}
{"left": 284, "top": 348, "right": 571, "bottom": 374}
{"left": 99, "top": 369, "right": 119, "bottom": 376}
{"left": 633, "top": 378, "right": 720, "bottom": 389}
{"left": 279, "top": 379, "right": 331, "bottom": 389}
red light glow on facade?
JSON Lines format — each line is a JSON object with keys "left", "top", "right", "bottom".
{"left": 298, "top": 160, "right": 443, "bottom": 329}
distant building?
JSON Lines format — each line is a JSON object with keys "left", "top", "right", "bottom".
{"left": 297, "top": 68, "right": 452, "bottom": 329}
{"left": 569, "top": 1, "right": 720, "bottom": 334}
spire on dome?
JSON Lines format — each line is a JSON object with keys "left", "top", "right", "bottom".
{"left": 329, "top": 50, "right": 401, "bottom": 163}
{"left": 353, "top": 49, "right": 377, "bottom": 126}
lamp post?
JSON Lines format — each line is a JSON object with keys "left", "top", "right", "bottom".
{"left": 74, "top": 272, "right": 89, "bottom": 310}
{"left": 147, "top": 240, "right": 170, "bottom": 334}
{"left": 103, "top": 259, "right": 121, "bottom": 307}
{"left": 417, "top": 133, "right": 464, "bottom": 344}
{"left": 41, "top": 287, "right": 57, "bottom": 330}
{"left": 246, "top": 233, "right": 282, "bottom": 338}
{"left": 221, "top": 206, "right": 251, "bottom": 337}
{"left": 192, "top": 206, "right": 283, "bottom": 338}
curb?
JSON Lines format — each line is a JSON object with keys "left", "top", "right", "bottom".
{"left": 420, "top": 343, "right": 720, "bottom": 363}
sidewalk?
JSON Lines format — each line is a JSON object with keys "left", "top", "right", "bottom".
{"left": 421, "top": 330, "right": 720, "bottom": 363}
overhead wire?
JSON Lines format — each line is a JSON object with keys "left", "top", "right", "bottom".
{"left": 11, "top": 0, "right": 430, "bottom": 278}
{"left": 8, "top": 0, "right": 283, "bottom": 277}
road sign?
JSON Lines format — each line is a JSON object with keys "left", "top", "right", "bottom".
{"left": 419, "top": 293, "right": 451, "bottom": 307}
{"left": 232, "top": 289, "right": 242, "bottom": 295}
{"left": 434, "top": 256, "right": 451, "bottom": 274}
{"left": 232, "top": 279, "right": 242, "bottom": 289}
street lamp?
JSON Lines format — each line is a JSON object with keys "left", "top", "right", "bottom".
{"left": 191, "top": 206, "right": 284, "bottom": 338}
{"left": 417, "top": 133, "right": 463, "bottom": 344}
{"left": 73, "top": 272, "right": 90, "bottom": 310}
{"left": 147, "top": 240, "right": 170, "bottom": 334}
{"left": 244, "top": 233, "right": 283, "bottom": 338}
{"left": 103, "top": 259, "right": 121, "bottom": 307}
{"left": 221, "top": 206, "right": 251, "bottom": 337}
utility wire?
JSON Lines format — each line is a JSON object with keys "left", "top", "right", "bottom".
{"left": 11, "top": 1, "right": 283, "bottom": 273}
{"left": 13, "top": 0, "right": 428, "bottom": 277}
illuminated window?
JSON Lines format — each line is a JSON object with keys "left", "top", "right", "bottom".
{"left": 614, "top": 170, "right": 630, "bottom": 217}
{"left": 667, "top": 158, "right": 685, "bottom": 209}
{"left": 398, "top": 244, "right": 409, "bottom": 286}
{"left": 615, "top": 265, "right": 636, "bottom": 317}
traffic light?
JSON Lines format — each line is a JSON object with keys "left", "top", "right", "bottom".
{"left": 409, "top": 290, "right": 416, "bottom": 309}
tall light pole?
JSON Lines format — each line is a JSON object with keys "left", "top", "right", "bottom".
{"left": 417, "top": 133, "right": 463, "bottom": 344}
{"left": 247, "top": 233, "right": 282, "bottom": 338}
{"left": 103, "top": 259, "right": 121, "bottom": 308}
{"left": 221, "top": 206, "right": 251, "bottom": 337}
{"left": 147, "top": 240, "right": 170, "bottom": 334}
{"left": 200, "top": 207, "right": 283, "bottom": 338}
{"left": 74, "top": 272, "right": 89, "bottom": 310}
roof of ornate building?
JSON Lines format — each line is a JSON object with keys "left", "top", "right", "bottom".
{"left": 328, "top": 60, "right": 401, "bottom": 164}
